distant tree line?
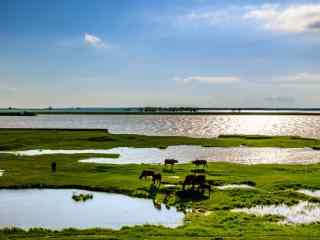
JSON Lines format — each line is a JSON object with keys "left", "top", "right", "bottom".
{"left": 143, "top": 107, "right": 198, "bottom": 112}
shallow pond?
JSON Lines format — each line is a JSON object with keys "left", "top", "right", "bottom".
{"left": 232, "top": 201, "right": 320, "bottom": 224}
{"left": 297, "top": 189, "right": 320, "bottom": 198}
{"left": 2, "top": 146, "right": 320, "bottom": 164}
{"left": 0, "top": 189, "right": 184, "bottom": 230}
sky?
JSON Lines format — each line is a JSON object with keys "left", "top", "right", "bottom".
{"left": 1, "top": 0, "right": 320, "bottom": 108}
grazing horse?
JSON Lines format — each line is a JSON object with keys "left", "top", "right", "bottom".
{"left": 192, "top": 159, "right": 208, "bottom": 168}
{"left": 139, "top": 170, "right": 155, "bottom": 180}
{"left": 51, "top": 161, "right": 56, "bottom": 173}
{"left": 152, "top": 173, "right": 162, "bottom": 185}
{"left": 183, "top": 175, "right": 206, "bottom": 190}
{"left": 164, "top": 159, "right": 178, "bottom": 170}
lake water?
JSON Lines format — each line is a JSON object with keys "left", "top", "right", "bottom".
{"left": 0, "top": 189, "right": 184, "bottom": 230}
{"left": 232, "top": 201, "right": 320, "bottom": 224}
{"left": 1, "top": 114, "right": 320, "bottom": 138}
{"left": 297, "top": 189, "right": 320, "bottom": 198}
{"left": 3, "top": 146, "right": 320, "bottom": 164}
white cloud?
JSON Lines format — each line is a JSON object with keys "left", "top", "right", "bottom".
{"left": 181, "top": 10, "right": 229, "bottom": 25}
{"left": 275, "top": 72, "right": 320, "bottom": 85}
{"left": 176, "top": 7, "right": 240, "bottom": 26}
{"left": 179, "top": 75, "right": 240, "bottom": 84}
{"left": 245, "top": 4, "right": 320, "bottom": 33}
{"left": 175, "top": 4, "right": 320, "bottom": 34}
{"left": 84, "top": 33, "right": 109, "bottom": 48}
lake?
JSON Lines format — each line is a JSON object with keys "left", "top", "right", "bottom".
{"left": 4, "top": 146, "right": 320, "bottom": 164}
{"left": 0, "top": 189, "right": 184, "bottom": 230}
{"left": 1, "top": 114, "right": 320, "bottom": 138}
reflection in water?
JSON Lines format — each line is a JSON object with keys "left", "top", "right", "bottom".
{"left": 0, "top": 189, "right": 184, "bottom": 230}
{"left": 1, "top": 114, "right": 320, "bottom": 138}
{"left": 232, "top": 201, "right": 320, "bottom": 224}
{"left": 297, "top": 189, "right": 320, "bottom": 198}
{"left": 3, "top": 146, "right": 320, "bottom": 165}
{"left": 216, "top": 185, "right": 255, "bottom": 190}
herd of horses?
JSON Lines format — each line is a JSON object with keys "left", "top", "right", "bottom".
{"left": 139, "top": 158, "right": 211, "bottom": 195}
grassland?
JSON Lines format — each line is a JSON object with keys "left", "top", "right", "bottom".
{"left": 1, "top": 129, "right": 320, "bottom": 150}
{"left": 1, "top": 129, "right": 320, "bottom": 240}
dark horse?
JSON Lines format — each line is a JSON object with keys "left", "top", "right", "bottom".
{"left": 51, "top": 161, "right": 56, "bottom": 173}
{"left": 152, "top": 173, "right": 162, "bottom": 185}
{"left": 164, "top": 159, "right": 178, "bottom": 170}
{"left": 183, "top": 175, "right": 206, "bottom": 190}
{"left": 139, "top": 170, "right": 155, "bottom": 180}
{"left": 139, "top": 170, "right": 161, "bottom": 185}
{"left": 192, "top": 159, "right": 208, "bottom": 168}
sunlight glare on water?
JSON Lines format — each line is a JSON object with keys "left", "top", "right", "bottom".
{"left": 1, "top": 114, "right": 320, "bottom": 138}
{"left": 232, "top": 201, "right": 320, "bottom": 224}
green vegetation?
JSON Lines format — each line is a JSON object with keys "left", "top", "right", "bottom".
{"left": 1, "top": 129, "right": 320, "bottom": 239}
{"left": 1, "top": 129, "right": 320, "bottom": 150}
{"left": 72, "top": 193, "right": 93, "bottom": 202}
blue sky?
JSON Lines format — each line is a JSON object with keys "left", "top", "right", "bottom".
{"left": 1, "top": 0, "right": 320, "bottom": 107}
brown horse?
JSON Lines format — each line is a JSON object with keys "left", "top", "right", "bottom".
{"left": 183, "top": 175, "right": 206, "bottom": 190}
{"left": 152, "top": 173, "right": 162, "bottom": 185}
{"left": 192, "top": 159, "right": 208, "bottom": 168}
{"left": 164, "top": 159, "right": 178, "bottom": 170}
{"left": 139, "top": 170, "right": 155, "bottom": 180}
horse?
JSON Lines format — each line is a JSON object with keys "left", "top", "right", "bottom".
{"left": 139, "top": 170, "right": 155, "bottom": 180}
{"left": 183, "top": 175, "right": 206, "bottom": 190}
{"left": 51, "top": 161, "right": 56, "bottom": 173}
{"left": 164, "top": 159, "right": 178, "bottom": 170}
{"left": 152, "top": 173, "right": 162, "bottom": 185}
{"left": 192, "top": 159, "right": 208, "bottom": 168}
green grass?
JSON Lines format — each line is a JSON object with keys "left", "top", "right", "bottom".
{"left": 1, "top": 129, "right": 320, "bottom": 150}
{"left": 1, "top": 129, "right": 320, "bottom": 239}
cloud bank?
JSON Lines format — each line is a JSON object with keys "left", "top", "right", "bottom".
{"left": 245, "top": 4, "right": 320, "bottom": 33}
{"left": 177, "top": 3, "right": 320, "bottom": 34}
{"left": 276, "top": 72, "right": 320, "bottom": 85}
{"left": 179, "top": 75, "right": 240, "bottom": 84}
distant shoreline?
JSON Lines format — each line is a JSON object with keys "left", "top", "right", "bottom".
{"left": 2, "top": 107, "right": 320, "bottom": 116}
{"left": 2, "top": 111, "right": 320, "bottom": 116}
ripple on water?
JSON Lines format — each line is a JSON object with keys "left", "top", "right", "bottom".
{"left": 0, "top": 189, "right": 184, "bottom": 230}
{"left": 3, "top": 146, "right": 320, "bottom": 165}
{"left": 297, "top": 189, "right": 320, "bottom": 198}
{"left": 232, "top": 201, "right": 320, "bottom": 224}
